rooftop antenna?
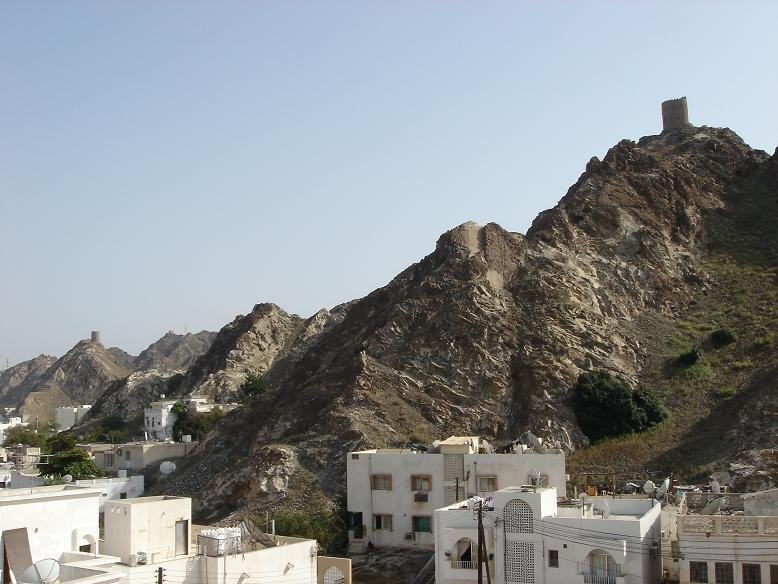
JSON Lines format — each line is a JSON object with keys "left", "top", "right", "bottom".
{"left": 18, "top": 559, "right": 60, "bottom": 584}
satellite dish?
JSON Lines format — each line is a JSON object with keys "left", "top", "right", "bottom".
{"left": 159, "top": 461, "right": 176, "bottom": 475}
{"left": 710, "top": 479, "right": 721, "bottom": 494}
{"left": 18, "top": 559, "right": 60, "bottom": 584}
{"left": 525, "top": 432, "right": 545, "bottom": 454}
{"left": 701, "top": 497, "right": 726, "bottom": 515}
{"left": 643, "top": 480, "right": 656, "bottom": 495}
{"left": 656, "top": 478, "right": 670, "bottom": 500}
{"left": 62, "top": 475, "right": 73, "bottom": 484}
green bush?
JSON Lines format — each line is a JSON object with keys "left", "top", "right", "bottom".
{"left": 572, "top": 371, "right": 667, "bottom": 443}
{"left": 713, "top": 387, "right": 737, "bottom": 399}
{"left": 753, "top": 333, "right": 774, "bottom": 347}
{"left": 2, "top": 426, "right": 48, "bottom": 449}
{"left": 272, "top": 498, "right": 347, "bottom": 555}
{"left": 730, "top": 359, "right": 753, "bottom": 370}
{"left": 676, "top": 348, "right": 701, "bottom": 367}
{"left": 45, "top": 448, "right": 104, "bottom": 479}
{"left": 172, "top": 407, "right": 224, "bottom": 441}
{"left": 710, "top": 328, "right": 736, "bottom": 347}
{"left": 239, "top": 372, "right": 267, "bottom": 403}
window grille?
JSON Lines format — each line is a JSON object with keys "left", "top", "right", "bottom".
{"left": 714, "top": 562, "right": 734, "bottom": 584}
{"left": 443, "top": 454, "right": 465, "bottom": 481}
{"left": 690, "top": 561, "right": 709, "bottom": 583}
{"left": 503, "top": 498, "right": 534, "bottom": 533}
{"left": 504, "top": 540, "right": 534, "bottom": 583}
{"left": 323, "top": 566, "right": 346, "bottom": 584}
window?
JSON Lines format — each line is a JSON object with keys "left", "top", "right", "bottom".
{"left": 770, "top": 565, "right": 778, "bottom": 584}
{"left": 119, "top": 492, "right": 127, "bottom": 499}
{"left": 412, "top": 516, "right": 432, "bottom": 533}
{"left": 371, "top": 475, "right": 392, "bottom": 490}
{"left": 548, "top": 549, "right": 559, "bottom": 568}
{"left": 715, "top": 563, "right": 734, "bottom": 584}
{"left": 743, "top": 564, "right": 762, "bottom": 584}
{"left": 411, "top": 475, "right": 431, "bottom": 492}
{"left": 477, "top": 476, "right": 497, "bottom": 492}
{"left": 125, "top": 450, "right": 131, "bottom": 460}
{"left": 373, "top": 514, "right": 392, "bottom": 531}
{"left": 690, "top": 561, "right": 709, "bottom": 583}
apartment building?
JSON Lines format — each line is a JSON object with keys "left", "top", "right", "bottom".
{"left": 55, "top": 405, "right": 93, "bottom": 431}
{"left": 346, "top": 435, "right": 566, "bottom": 550}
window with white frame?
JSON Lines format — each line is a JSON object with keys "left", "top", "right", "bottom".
{"left": 373, "top": 514, "right": 392, "bottom": 531}
{"left": 477, "top": 475, "right": 497, "bottom": 492}
{"left": 742, "top": 564, "right": 761, "bottom": 584}
{"left": 714, "top": 563, "right": 734, "bottom": 584}
{"left": 371, "top": 474, "right": 392, "bottom": 490}
{"left": 690, "top": 561, "right": 708, "bottom": 583}
{"left": 411, "top": 475, "right": 431, "bottom": 492}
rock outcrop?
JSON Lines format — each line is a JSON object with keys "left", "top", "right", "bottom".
{"left": 0, "top": 355, "right": 57, "bottom": 407}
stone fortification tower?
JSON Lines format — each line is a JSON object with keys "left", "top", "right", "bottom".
{"left": 90, "top": 330, "right": 102, "bottom": 344}
{"left": 661, "top": 96, "right": 689, "bottom": 131}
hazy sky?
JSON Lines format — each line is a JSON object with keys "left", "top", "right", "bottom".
{"left": 1, "top": 1, "right": 777, "bottom": 366}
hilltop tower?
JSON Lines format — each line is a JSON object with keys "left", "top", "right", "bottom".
{"left": 662, "top": 96, "right": 689, "bottom": 131}
{"left": 90, "top": 330, "right": 102, "bottom": 344}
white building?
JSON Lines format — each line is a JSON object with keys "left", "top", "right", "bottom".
{"left": 676, "top": 489, "right": 778, "bottom": 584}
{"left": 0, "top": 484, "right": 105, "bottom": 583}
{"left": 82, "top": 440, "right": 198, "bottom": 472}
{"left": 347, "top": 435, "right": 566, "bottom": 550}
{"left": 144, "top": 399, "right": 179, "bottom": 440}
{"left": 74, "top": 471, "right": 145, "bottom": 510}
{"left": 56, "top": 405, "right": 93, "bottom": 431}
{"left": 434, "top": 486, "right": 662, "bottom": 584}
{"left": 0, "top": 414, "right": 23, "bottom": 443}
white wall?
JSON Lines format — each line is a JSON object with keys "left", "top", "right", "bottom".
{"left": 115, "top": 538, "right": 317, "bottom": 584}
{"left": 0, "top": 487, "right": 102, "bottom": 583}
{"left": 103, "top": 497, "right": 191, "bottom": 565}
{"left": 74, "top": 476, "right": 145, "bottom": 511}
{"left": 346, "top": 449, "right": 566, "bottom": 550}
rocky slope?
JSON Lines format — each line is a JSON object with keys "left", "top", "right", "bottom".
{"left": 155, "top": 125, "right": 776, "bottom": 520}
{"left": 132, "top": 331, "right": 217, "bottom": 373}
{"left": 0, "top": 355, "right": 57, "bottom": 408}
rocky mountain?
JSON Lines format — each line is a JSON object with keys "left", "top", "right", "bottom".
{"left": 132, "top": 330, "right": 218, "bottom": 373}
{"left": 155, "top": 124, "right": 777, "bottom": 521}
{"left": 19, "top": 340, "right": 134, "bottom": 422}
{"left": 0, "top": 355, "right": 57, "bottom": 408}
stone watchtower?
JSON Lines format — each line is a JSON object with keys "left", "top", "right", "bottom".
{"left": 661, "top": 96, "right": 689, "bottom": 131}
{"left": 90, "top": 330, "right": 102, "bottom": 344}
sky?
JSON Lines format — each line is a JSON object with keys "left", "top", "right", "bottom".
{"left": 1, "top": 1, "right": 777, "bottom": 367}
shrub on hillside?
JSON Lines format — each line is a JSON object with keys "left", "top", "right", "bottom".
{"left": 753, "top": 333, "right": 774, "bottom": 347}
{"left": 710, "top": 328, "right": 736, "bottom": 347}
{"left": 572, "top": 371, "right": 666, "bottom": 443}
{"left": 676, "top": 348, "right": 701, "bottom": 367}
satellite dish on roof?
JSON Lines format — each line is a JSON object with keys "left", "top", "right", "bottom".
{"left": 656, "top": 478, "right": 670, "bottom": 500}
{"left": 18, "top": 559, "right": 60, "bottom": 584}
{"left": 643, "top": 480, "right": 656, "bottom": 495}
{"left": 62, "top": 475, "right": 73, "bottom": 484}
{"left": 525, "top": 432, "right": 545, "bottom": 454}
{"left": 710, "top": 479, "right": 721, "bottom": 494}
{"left": 159, "top": 461, "right": 177, "bottom": 475}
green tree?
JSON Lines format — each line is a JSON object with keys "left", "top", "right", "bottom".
{"left": 239, "top": 372, "right": 267, "bottom": 403}
{"left": 2, "top": 426, "right": 48, "bottom": 449}
{"left": 572, "top": 371, "right": 666, "bottom": 442}
{"left": 45, "top": 448, "right": 104, "bottom": 479}
{"left": 48, "top": 432, "right": 77, "bottom": 454}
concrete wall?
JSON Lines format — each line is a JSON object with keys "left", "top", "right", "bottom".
{"left": 0, "top": 486, "right": 102, "bottom": 584}
{"left": 103, "top": 496, "right": 191, "bottom": 565}
{"left": 346, "top": 449, "right": 565, "bottom": 550}
{"left": 115, "top": 537, "right": 318, "bottom": 584}
{"left": 74, "top": 476, "right": 145, "bottom": 511}
{"left": 743, "top": 488, "right": 778, "bottom": 516}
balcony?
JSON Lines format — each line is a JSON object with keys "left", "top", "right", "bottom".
{"left": 575, "top": 574, "right": 625, "bottom": 584}
{"left": 450, "top": 560, "right": 475, "bottom": 570}
{"left": 414, "top": 492, "right": 429, "bottom": 502}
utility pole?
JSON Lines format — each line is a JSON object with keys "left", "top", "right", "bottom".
{"left": 157, "top": 567, "right": 164, "bottom": 584}
{"left": 476, "top": 500, "right": 491, "bottom": 584}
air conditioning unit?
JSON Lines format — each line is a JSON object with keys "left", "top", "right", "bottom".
{"left": 404, "top": 533, "right": 416, "bottom": 541}
{"left": 413, "top": 492, "right": 428, "bottom": 502}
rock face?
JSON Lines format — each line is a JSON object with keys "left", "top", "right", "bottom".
{"left": 132, "top": 331, "right": 218, "bottom": 373}
{"left": 0, "top": 355, "right": 57, "bottom": 407}
{"left": 159, "top": 126, "right": 776, "bottom": 519}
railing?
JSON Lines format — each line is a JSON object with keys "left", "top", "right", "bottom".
{"left": 678, "top": 514, "right": 778, "bottom": 535}
{"left": 450, "top": 560, "right": 476, "bottom": 570}
{"left": 582, "top": 575, "right": 616, "bottom": 584}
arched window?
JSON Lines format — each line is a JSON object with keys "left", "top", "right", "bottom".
{"left": 451, "top": 538, "right": 477, "bottom": 568}
{"left": 586, "top": 549, "right": 619, "bottom": 578}
{"left": 323, "top": 565, "right": 346, "bottom": 584}
{"left": 503, "top": 498, "right": 533, "bottom": 534}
